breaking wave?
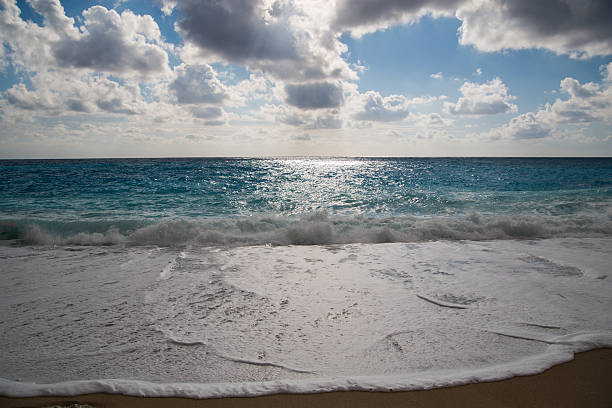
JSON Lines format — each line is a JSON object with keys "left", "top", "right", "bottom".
{"left": 2, "top": 210, "right": 612, "bottom": 247}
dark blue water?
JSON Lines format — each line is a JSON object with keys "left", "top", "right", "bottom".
{"left": 1, "top": 158, "right": 611, "bottom": 245}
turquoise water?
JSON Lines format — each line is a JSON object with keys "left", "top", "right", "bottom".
{"left": 1, "top": 157, "right": 611, "bottom": 245}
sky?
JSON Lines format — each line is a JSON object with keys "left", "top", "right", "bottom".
{"left": 1, "top": 0, "right": 612, "bottom": 158}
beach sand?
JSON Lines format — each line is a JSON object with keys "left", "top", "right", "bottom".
{"left": 2, "top": 348, "right": 611, "bottom": 408}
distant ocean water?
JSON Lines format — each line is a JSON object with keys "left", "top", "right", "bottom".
{"left": 1, "top": 157, "right": 612, "bottom": 399}
{"left": 1, "top": 157, "right": 611, "bottom": 246}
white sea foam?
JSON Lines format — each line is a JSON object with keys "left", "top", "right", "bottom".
{"left": 159, "top": 251, "right": 187, "bottom": 280}
{"left": 0, "top": 333, "right": 610, "bottom": 398}
{"left": 3, "top": 209, "right": 612, "bottom": 247}
{"left": 1, "top": 238, "right": 610, "bottom": 399}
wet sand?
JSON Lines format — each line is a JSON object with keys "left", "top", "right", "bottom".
{"left": 2, "top": 348, "right": 611, "bottom": 408}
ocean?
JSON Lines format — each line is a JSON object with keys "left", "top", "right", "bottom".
{"left": 1, "top": 157, "right": 611, "bottom": 398}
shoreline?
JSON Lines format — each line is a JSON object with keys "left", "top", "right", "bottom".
{"left": 2, "top": 348, "right": 611, "bottom": 408}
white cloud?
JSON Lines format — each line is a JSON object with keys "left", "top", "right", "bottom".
{"left": 231, "top": 73, "right": 274, "bottom": 105}
{"left": 52, "top": 6, "right": 169, "bottom": 77}
{"left": 540, "top": 70, "right": 612, "bottom": 126}
{"left": 415, "top": 112, "right": 453, "bottom": 127}
{"left": 407, "top": 95, "right": 446, "bottom": 105}
{"left": 169, "top": 64, "right": 228, "bottom": 105}
{"left": 0, "top": 0, "right": 171, "bottom": 79}
{"left": 444, "top": 77, "right": 517, "bottom": 115}
{"left": 5, "top": 83, "right": 56, "bottom": 111}
{"left": 0, "top": 1, "right": 239, "bottom": 126}
{"left": 349, "top": 91, "right": 411, "bottom": 122}
{"left": 0, "top": 0, "right": 176, "bottom": 118}
{"left": 3, "top": 72, "right": 148, "bottom": 115}
{"left": 29, "top": 0, "right": 78, "bottom": 37}
{"left": 265, "top": 104, "right": 343, "bottom": 129}
{"left": 489, "top": 63, "right": 612, "bottom": 140}
{"left": 0, "top": 0, "right": 55, "bottom": 71}
{"left": 430, "top": 72, "right": 443, "bottom": 80}
{"left": 346, "top": 90, "right": 445, "bottom": 124}
{"left": 491, "top": 112, "right": 553, "bottom": 140}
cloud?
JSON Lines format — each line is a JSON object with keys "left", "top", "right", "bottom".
{"left": 284, "top": 82, "right": 344, "bottom": 110}
{"left": 166, "top": 0, "right": 356, "bottom": 81}
{"left": 65, "top": 99, "right": 93, "bottom": 113}
{"left": 492, "top": 112, "right": 553, "bottom": 140}
{"left": 417, "top": 112, "right": 453, "bottom": 127}
{"left": 444, "top": 78, "right": 517, "bottom": 115}
{"left": 52, "top": 6, "right": 169, "bottom": 77}
{"left": 333, "top": 0, "right": 612, "bottom": 58}
{"left": 174, "top": 0, "right": 296, "bottom": 62}
{"left": 559, "top": 77, "right": 600, "bottom": 100}
{"left": 267, "top": 104, "right": 343, "bottom": 129}
{"left": 490, "top": 63, "right": 612, "bottom": 139}
{"left": 334, "top": 0, "right": 461, "bottom": 35}
{"left": 310, "top": 113, "right": 343, "bottom": 129}
{"left": 5, "top": 84, "right": 56, "bottom": 111}
{"left": 231, "top": 73, "right": 274, "bottom": 105}
{"left": 350, "top": 91, "right": 411, "bottom": 122}
{"left": 273, "top": 85, "right": 445, "bottom": 128}
{"left": 273, "top": 108, "right": 309, "bottom": 127}
{"left": 203, "top": 119, "right": 226, "bottom": 126}
{"left": 169, "top": 64, "right": 228, "bottom": 105}
{"left": 189, "top": 106, "right": 224, "bottom": 120}
{"left": 543, "top": 69, "right": 612, "bottom": 125}
{"left": 0, "top": 0, "right": 170, "bottom": 78}
{"left": 457, "top": 0, "right": 612, "bottom": 58}
{"left": 292, "top": 133, "right": 312, "bottom": 141}
{"left": 29, "top": 0, "right": 78, "bottom": 37}
{"left": 4, "top": 73, "right": 142, "bottom": 115}
{"left": 430, "top": 72, "right": 443, "bottom": 80}
{"left": 0, "top": 0, "right": 57, "bottom": 71}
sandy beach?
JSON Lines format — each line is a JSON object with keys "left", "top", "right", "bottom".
{"left": 2, "top": 348, "right": 611, "bottom": 408}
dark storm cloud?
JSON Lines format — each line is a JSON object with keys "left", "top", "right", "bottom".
{"left": 190, "top": 106, "right": 224, "bottom": 119}
{"left": 460, "top": 0, "right": 612, "bottom": 57}
{"left": 499, "top": 0, "right": 612, "bottom": 40}
{"left": 335, "top": 0, "right": 612, "bottom": 57}
{"left": 65, "top": 99, "right": 92, "bottom": 113}
{"left": 174, "top": 0, "right": 297, "bottom": 62}
{"left": 284, "top": 82, "right": 344, "bottom": 110}
{"left": 334, "top": 0, "right": 462, "bottom": 30}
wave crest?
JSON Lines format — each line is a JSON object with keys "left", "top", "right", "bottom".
{"left": 2, "top": 211, "right": 611, "bottom": 247}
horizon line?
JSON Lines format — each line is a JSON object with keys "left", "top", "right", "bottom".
{"left": 1, "top": 155, "right": 611, "bottom": 160}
